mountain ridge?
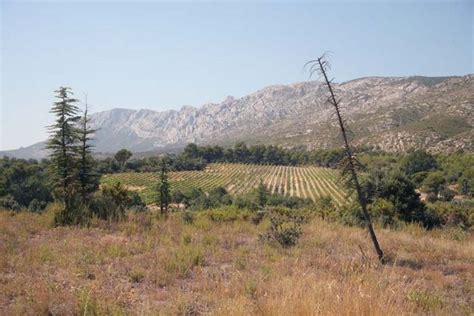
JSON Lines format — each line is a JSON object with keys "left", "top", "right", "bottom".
{"left": 2, "top": 74, "right": 473, "bottom": 159}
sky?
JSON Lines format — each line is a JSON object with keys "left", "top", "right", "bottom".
{"left": 1, "top": 0, "right": 472, "bottom": 150}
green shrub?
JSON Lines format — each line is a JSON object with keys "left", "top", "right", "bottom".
{"left": 89, "top": 183, "right": 142, "bottom": 221}
{"left": 439, "top": 187, "right": 455, "bottom": 202}
{"left": 407, "top": 290, "right": 443, "bottom": 311}
{"left": 52, "top": 199, "right": 91, "bottom": 226}
{"left": 0, "top": 195, "right": 21, "bottom": 211}
{"left": 367, "top": 198, "right": 400, "bottom": 228}
{"left": 251, "top": 210, "right": 266, "bottom": 225}
{"left": 128, "top": 191, "right": 147, "bottom": 212}
{"left": 267, "top": 194, "right": 313, "bottom": 209}
{"left": 427, "top": 202, "right": 473, "bottom": 229}
{"left": 88, "top": 193, "right": 123, "bottom": 221}
{"left": 259, "top": 207, "right": 305, "bottom": 247}
{"left": 200, "top": 207, "right": 252, "bottom": 223}
{"left": 182, "top": 210, "right": 194, "bottom": 224}
{"left": 411, "top": 171, "right": 429, "bottom": 187}
{"left": 422, "top": 171, "right": 446, "bottom": 196}
{"left": 234, "top": 194, "right": 259, "bottom": 210}
{"left": 172, "top": 190, "right": 187, "bottom": 204}
{"left": 312, "top": 196, "right": 337, "bottom": 221}
{"left": 129, "top": 270, "right": 145, "bottom": 283}
{"left": 28, "top": 198, "right": 47, "bottom": 213}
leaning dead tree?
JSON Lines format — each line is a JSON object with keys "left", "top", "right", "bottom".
{"left": 306, "top": 55, "right": 384, "bottom": 261}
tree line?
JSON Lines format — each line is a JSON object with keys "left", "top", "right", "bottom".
{"left": 98, "top": 143, "right": 358, "bottom": 174}
{"left": 0, "top": 87, "right": 472, "bottom": 230}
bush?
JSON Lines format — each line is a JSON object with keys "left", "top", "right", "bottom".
{"left": 267, "top": 194, "right": 313, "bottom": 209}
{"left": 88, "top": 193, "right": 120, "bottom": 220}
{"left": 172, "top": 190, "right": 187, "bottom": 204}
{"left": 411, "top": 171, "right": 429, "bottom": 187}
{"left": 259, "top": 207, "right": 305, "bottom": 247}
{"left": 52, "top": 199, "right": 91, "bottom": 226}
{"left": 362, "top": 169, "right": 433, "bottom": 227}
{"left": 128, "top": 191, "right": 147, "bottom": 212}
{"left": 0, "top": 195, "right": 21, "bottom": 211}
{"left": 199, "top": 207, "right": 252, "bottom": 223}
{"left": 88, "top": 182, "right": 138, "bottom": 221}
{"left": 28, "top": 199, "right": 47, "bottom": 213}
{"left": 234, "top": 194, "right": 259, "bottom": 210}
{"left": 427, "top": 202, "right": 473, "bottom": 229}
{"left": 422, "top": 172, "right": 446, "bottom": 196}
{"left": 401, "top": 150, "right": 438, "bottom": 175}
{"left": 439, "top": 187, "right": 455, "bottom": 202}
{"left": 367, "top": 198, "right": 400, "bottom": 228}
{"left": 182, "top": 210, "right": 194, "bottom": 224}
{"left": 312, "top": 196, "right": 337, "bottom": 221}
{"left": 251, "top": 210, "right": 266, "bottom": 225}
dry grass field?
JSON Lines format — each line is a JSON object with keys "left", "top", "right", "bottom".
{"left": 0, "top": 210, "right": 473, "bottom": 315}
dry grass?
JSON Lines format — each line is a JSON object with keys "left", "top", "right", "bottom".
{"left": 0, "top": 210, "right": 473, "bottom": 315}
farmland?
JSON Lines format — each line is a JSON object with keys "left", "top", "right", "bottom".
{"left": 102, "top": 163, "right": 351, "bottom": 206}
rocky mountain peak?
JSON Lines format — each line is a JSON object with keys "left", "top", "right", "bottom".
{"left": 2, "top": 75, "right": 472, "bottom": 159}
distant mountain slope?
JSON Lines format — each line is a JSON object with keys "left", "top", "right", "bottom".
{"left": 2, "top": 75, "right": 473, "bottom": 159}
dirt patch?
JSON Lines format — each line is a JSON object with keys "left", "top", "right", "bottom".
{"left": 124, "top": 185, "right": 146, "bottom": 191}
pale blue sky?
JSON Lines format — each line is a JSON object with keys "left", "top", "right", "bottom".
{"left": 1, "top": 1, "right": 473, "bottom": 150}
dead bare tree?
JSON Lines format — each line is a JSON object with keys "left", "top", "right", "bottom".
{"left": 306, "top": 54, "right": 384, "bottom": 261}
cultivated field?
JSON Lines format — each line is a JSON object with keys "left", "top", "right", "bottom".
{"left": 102, "top": 163, "right": 351, "bottom": 206}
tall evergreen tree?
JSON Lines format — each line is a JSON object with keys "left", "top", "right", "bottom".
{"left": 156, "top": 158, "right": 171, "bottom": 217}
{"left": 47, "top": 87, "right": 80, "bottom": 217}
{"left": 77, "top": 98, "right": 99, "bottom": 201}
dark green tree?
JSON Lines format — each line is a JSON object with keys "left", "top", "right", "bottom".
{"left": 363, "top": 169, "right": 429, "bottom": 225}
{"left": 156, "top": 158, "right": 171, "bottom": 216}
{"left": 401, "top": 150, "right": 438, "bottom": 175}
{"left": 234, "top": 142, "right": 250, "bottom": 163}
{"left": 0, "top": 157, "right": 52, "bottom": 210}
{"left": 46, "top": 87, "right": 80, "bottom": 219}
{"left": 422, "top": 172, "right": 446, "bottom": 197}
{"left": 114, "top": 149, "right": 133, "bottom": 171}
{"left": 183, "top": 143, "right": 201, "bottom": 159}
{"left": 257, "top": 180, "right": 268, "bottom": 208}
{"left": 77, "top": 99, "right": 100, "bottom": 201}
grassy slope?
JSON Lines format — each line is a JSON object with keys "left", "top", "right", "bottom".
{"left": 1, "top": 210, "right": 473, "bottom": 315}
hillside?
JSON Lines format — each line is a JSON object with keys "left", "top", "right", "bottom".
{"left": 2, "top": 75, "right": 473, "bottom": 159}
{"left": 1, "top": 210, "right": 473, "bottom": 314}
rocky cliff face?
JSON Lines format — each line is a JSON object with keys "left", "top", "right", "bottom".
{"left": 2, "top": 75, "right": 473, "bottom": 159}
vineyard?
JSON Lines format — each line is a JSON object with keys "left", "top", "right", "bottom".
{"left": 101, "top": 163, "right": 352, "bottom": 206}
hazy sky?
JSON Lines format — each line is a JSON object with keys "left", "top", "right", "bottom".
{"left": 1, "top": 0, "right": 472, "bottom": 150}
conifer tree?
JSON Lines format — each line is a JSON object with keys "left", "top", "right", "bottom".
{"left": 257, "top": 180, "right": 268, "bottom": 208}
{"left": 47, "top": 87, "right": 80, "bottom": 220}
{"left": 77, "top": 97, "right": 99, "bottom": 201}
{"left": 156, "top": 158, "right": 171, "bottom": 217}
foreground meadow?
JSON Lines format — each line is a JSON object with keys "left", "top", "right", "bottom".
{"left": 0, "top": 210, "right": 473, "bottom": 315}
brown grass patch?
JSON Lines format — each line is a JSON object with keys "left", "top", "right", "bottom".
{"left": 0, "top": 211, "right": 472, "bottom": 315}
